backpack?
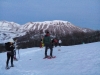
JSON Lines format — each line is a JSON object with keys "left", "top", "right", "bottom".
{"left": 54, "top": 39, "right": 57, "bottom": 43}
{"left": 5, "top": 42, "right": 10, "bottom": 50}
{"left": 44, "top": 36, "right": 51, "bottom": 44}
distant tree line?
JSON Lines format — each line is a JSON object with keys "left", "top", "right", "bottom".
{"left": 17, "top": 30, "right": 100, "bottom": 49}
{"left": 61, "top": 30, "right": 100, "bottom": 46}
{"left": 0, "top": 30, "right": 100, "bottom": 53}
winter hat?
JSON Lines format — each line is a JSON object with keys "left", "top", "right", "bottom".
{"left": 9, "top": 38, "right": 14, "bottom": 43}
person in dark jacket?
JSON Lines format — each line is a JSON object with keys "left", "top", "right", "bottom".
{"left": 43, "top": 31, "right": 53, "bottom": 58}
{"left": 5, "top": 39, "right": 15, "bottom": 69}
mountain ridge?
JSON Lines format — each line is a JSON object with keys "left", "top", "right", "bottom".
{"left": 0, "top": 20, "right": 94, "bottom": 43}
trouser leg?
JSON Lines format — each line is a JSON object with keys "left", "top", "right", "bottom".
{"left": 6, "top": 53, "right": 10, "bottom": 67}
{"left": 11, "top": 55, "right": 14, "bottom": 66}
{"left": 45, "top": 46, "right": 48, "bottom": 57}
{"left": 50, "top": 48, "right": 53, "bottom": 57}
{"left": 49, "top": 45, "right": 53, "bottom": 57}
{"left": 59, "top": 43, "right": 61, "bottom": 47}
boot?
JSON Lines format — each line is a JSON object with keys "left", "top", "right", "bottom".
{"left": 6, "top": 65, "right": 10, "bottom": 69}
{"left": 11, "top": 64, "right": 14, "bottom": 67}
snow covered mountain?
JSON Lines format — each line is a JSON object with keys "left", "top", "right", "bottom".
{"left": 0, "top": 21, "right": 20, "bottom": 32}
{"left": 0, "top": 21, "right": 26, "bottom": 43}
{"left": 0, "top": 20, "right": 94, "bottom": 43}
{"left": 19, "top": 20, "right": 94, "bottom": 34}
{"left": 0, "top": 42, "right": 100, "bottom": 75}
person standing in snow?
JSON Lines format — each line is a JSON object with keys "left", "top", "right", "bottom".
{"left": 40, "top": 37, "right": 44, "bottom": 48}
{"left": 54, "top": 38, "right": 58, "bottom": 47}
{"left": 5, "top": 39, "right": 15, "bottom": 69}
{"left": 43, "top": 31, "right": 53, "bottom": 58}
{"left": 58, "top": 39, "right": 62, "bottom": 47}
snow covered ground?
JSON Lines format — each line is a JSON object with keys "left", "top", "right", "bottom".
{"left": 0, "top": 42, "right": 100, "bottom": 75}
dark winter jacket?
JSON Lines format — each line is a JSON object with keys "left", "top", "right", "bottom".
{"left": 43, "top": 34, "right": 51, "bottom": 45}
{"left": 5, "top": 42, "right": 15, "bottom": 55}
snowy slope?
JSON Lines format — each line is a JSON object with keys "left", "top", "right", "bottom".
{"left": 0, "top": 42, "right": 100, "bottom": 75}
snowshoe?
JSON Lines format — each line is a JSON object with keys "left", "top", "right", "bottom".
{"left": 43, "top": 56, "right": 48, "bottom": 59}
{"left": 51, "top": 56, "right": 56, "bottom": 58}
{"left": 48, "top": 56, "right": 56, "bottom": 59}
{"left": 43, "top": 56, "right": 56, "bottom": 59}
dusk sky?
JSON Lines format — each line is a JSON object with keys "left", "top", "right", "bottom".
{"left": 0, "top": 0, "right": 100, "bottom": 30}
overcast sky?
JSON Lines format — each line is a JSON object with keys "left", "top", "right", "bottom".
{"left": 0, "top": 0, "right": 100, "bottom": 30}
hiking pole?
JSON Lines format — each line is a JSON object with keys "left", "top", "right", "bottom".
{"left": 18, "top": 49, "right": 20, "bottom": 59}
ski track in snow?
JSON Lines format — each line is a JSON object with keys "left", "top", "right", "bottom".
{"left": 0, "top": 42, "right": 100, "bottom": 75}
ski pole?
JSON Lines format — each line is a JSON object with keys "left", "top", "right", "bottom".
{"left": 18, "top": 49, "right": 20, "bottom": 59}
